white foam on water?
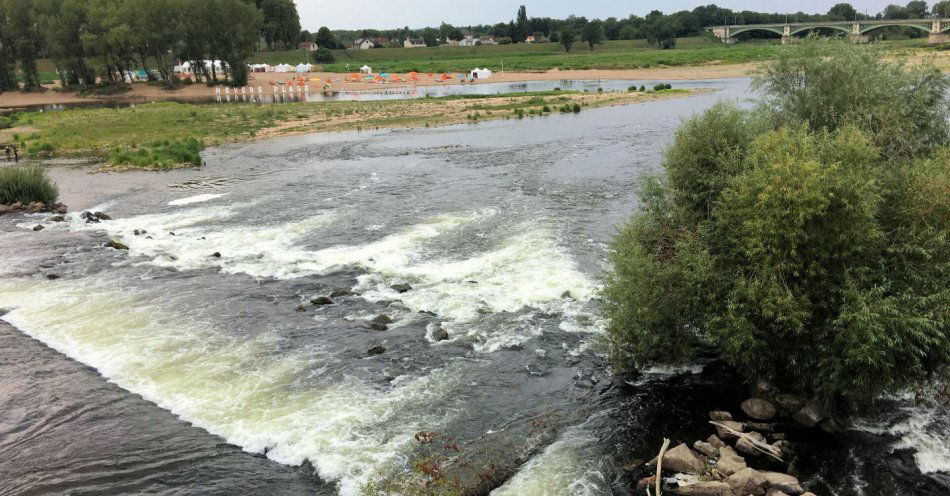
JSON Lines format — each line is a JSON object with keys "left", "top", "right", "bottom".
{"left": 0, "top": 279, "right": 471, "bottom": 495}
{"left": 491, "top": 428, "right": 607, "bottom": 496}
{"left": 168, "top": 193, "right": 228, "bottom": 206}
{"left": 886, "top": 405, "right": 950, "bottom": 474}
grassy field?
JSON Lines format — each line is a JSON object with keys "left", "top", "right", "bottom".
{"left": 245, "top": 36, "right": 940, "bottom": 74}
{"left": 0, "top": 87, "right": 693, "bottom": 170}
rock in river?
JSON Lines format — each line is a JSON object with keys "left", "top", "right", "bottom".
{"left": 391, "top": 283, "right": 412, "bottom": 293}
{"left": 725, "top": 468, "right": 768, "bottom": 496}
{"left": 658, "top": 443, "right": 705, "bottom": 474}
{"left": 432, "top": 326, "right": 449, "bottom": 342}
{"left": 367, "top": 345, "right": 386, "bottom": 356}
{"left": 792, "top": 399, "right": 828, "bottom": 428}
{"left": 741, "top": 398, "right": 777, "bottom": 421}
{"left": 310, "top": 296, "right": 333, "bottom": 306}
{"left": 105, "top": 240, "right": 129, "bottom": 250}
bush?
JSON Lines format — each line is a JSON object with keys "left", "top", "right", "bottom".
{"left": 109, "top": 138, "right": 203, "bottom": 169}
{"left": 605, "top": 40, "right": 950, "bottom": 405}
{"left": 653, "top": 83, "right": 667, "bottom": 92}
{"left": 572, "top": 103, "right": 581, "bottom": 113}
{"left": 0, "top": 115, "right": 13, "bottom": 129}
{"left": 639, "top": 85, "right": 646, "bottom": 92}
{"left": 0, "top": 166, "right": 59, "bottom": 204}
{"left": 311, "top": 47, "right": 335, "bottom": 64}
{"left": 498, "top": 37, "right": 513, "bottom": 45}
{"left": 27, "top": 142, "right": 55, "bottom": 157}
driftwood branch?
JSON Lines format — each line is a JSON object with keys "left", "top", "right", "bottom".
{"left": 655, "top": 437, "right": 670, "bottom": 496}
{"left": 709, "top": 421, "right": 783, "bottom": 462}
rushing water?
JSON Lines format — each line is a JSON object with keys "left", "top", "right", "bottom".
{"left": 1, "top": 78, "right": 947, "bottom": 496}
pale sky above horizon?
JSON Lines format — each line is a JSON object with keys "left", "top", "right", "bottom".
{"left": 293, "top": 1, "right": 906, "bottom": 30}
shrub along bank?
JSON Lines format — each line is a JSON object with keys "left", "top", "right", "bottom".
{"left": 604, "top": 39, "right": 950, "bottom": 406}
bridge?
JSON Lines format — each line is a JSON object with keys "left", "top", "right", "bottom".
{"left": 706, "top": 18, "right": 950, "bottom": 45}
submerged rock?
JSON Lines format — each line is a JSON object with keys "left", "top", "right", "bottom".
{"left": 295, "top": 304, "right": 307, "bottom": 312}
{"left": 432, "top": 326, "right": 449, "bottom": 342}
{"left": 210, "top": 252, "right": 222, "bottom": 258}
{"left": 329, "top": 288, "right": 353, "bottom": 298}
{"left": 49, "top": 215, "right": 65, "bottom": 222}
{"left": 371, "top": 315, "right": 394, "bottom": 325}
{"left": 310, "top": 296, "right": 334, "bottom": 305}
{"left": 741, "top": 398, "right": 777, "bottom": 421}
{"left": 390, "top": 283, "right": 412, "bottom": 293}
{"left": 367, "top": 345, "right": 386, "bottom": 356}
{"left": 32, "top": 225, "right": 44, "bottom": 231}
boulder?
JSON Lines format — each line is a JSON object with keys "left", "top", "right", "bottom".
{"left": 706, "top": 435, "right": 727, "bottom": 449}
{"left": 725, "top": 468, "right": 768, "bottom": 496}
{"left": 820, "top": 417, "right": 843, "bottom": 434}
{"left": 133, "top": 229, "right": 147, "bottom": 236}
{"left": 94, "top": 212, "right": 111, "bottom": 220}
{"left": 49, "top": 215, "right": 65, "bottom": 222}
{"left": 741, "top": 398, "right": 777, "bottom": 421}
{"left": 767, "top": 490, "right": 790, "bottom": 496}
{"left": 11, "top": 202, "right": 22, "bottom": 209}
{"left": 210, "top": 252, "right": 222, "bottom": 258}
{"left": 748, "top": 422, "right": 775, "bottom": 432}
{"left": 737, "top": 430, "right": 769, "bottom": 457}
{"left": 329, "top": 288, "right": 353, "bottom": 298}
{"left": 792, "top": 399, "right": 827, "bottom": 428}
{"left": 716, "top": 446, "right": 747, "bottom": 477}
{"left": 105, "top": 240, "right": 129, "bottom": 250}
{"left": 801, "top": 493, "right": 816, "bottom": 496}
{"left": 674, "top": 481, "right": 731, "bottom": 496}
{"left": 46, "top": 274, "right": 60, "bottom": 280}
{"left": 369, "top": 323, "right": 388, "bottom": 331}
{"left": 660, "top": 444, "right": 706, "bottom": 474}
{"left": 713, "top": 420, "right": 745, "bottom": 440}
{"left": 391, "top": 283, "right": 412, "bottom": 293}
{"left": 367, "top": 345, "right": 386, "bottom": 356}
{"left": 54, "top": 204, "right": 67, "bottom": 214}
{"left": 32, "top": 225, "right": 44, "bottom": 231}
{"left": 310, "top": 296, "right": 334, "bottom": 305}
{"left": 774, "top": 394, "right": 805, "bottom": 413}
{"left": 0, "top": 204, "right": 15, "bottom": 215}
{"left": 371, "top": 315, "right": 394, "bottom": 324}
{"left": 418, "top": 310, "right": 437, "bottom": 316}
{"left": 693, "top": 440, "right": 717, "bottom": 457}
{"left": 432, "top": 326, "right": 449, "bottom": 342}
{"left": 295, "top": 304, "right": 307, "bottom": 312}
{"left": 81, "top": 211, "right": 100, "bottom": 223}
{"left": 709, "top": 411, "right": 733, "bottom": 421}
{"left": 762, "top": 472, "right": 804, "bottom": 495}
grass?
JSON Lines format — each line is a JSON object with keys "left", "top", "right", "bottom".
{"left": 242, "top": 36, "right": 939, "bottom": 74}
{"left": 0, "top": 89, "right": 697, "bottom": 169}
{"left": 0, "top": 166, "right": 59, "bottom": 204}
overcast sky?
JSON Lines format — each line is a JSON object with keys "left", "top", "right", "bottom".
{"left": 294, "top": 1, "right": 903, "bottom": 30}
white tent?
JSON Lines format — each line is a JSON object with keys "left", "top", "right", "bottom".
{"left": 249, "top": 63, "right": 271, "bottom": 72}
{"left": 470, "top": 68, "right": 492, "bottom": 79}
{"left": 275, "top": 63, "right": 293, "bottom": 73}
{"left": 296, "top": 63, "right": 313, "bottom": 73}
{"left": 360, "top": 65, "right": 372, "bottom": 75}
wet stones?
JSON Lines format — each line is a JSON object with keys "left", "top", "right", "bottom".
{"left": 367, "top": 345, "right": 386, "bottom": 356}
{"left": 761, "top": 472, "right": 805, "bottom": 495}
{"left": 369, "top": 315, "right": 392, "bottom": 331}
{"left": 49, "top": 215, "right": 65, "bottom": 222}
{"left": 104, "top": 240, "right": 129, "bottom": 250}
{"left": 736, "top": 431, "right": 768, "bottom": 457}
{"left": 674, "top": 481, "right": 732, "bottom": 496}
{"left": 81, "top": 211, "right": 110, "bottom": 223}
{"left": 210, "top": 252, "right": 222, "bottom": 258}
{"left": 741, "top": 398, "right": 777, "bottom": 421}
{"left": 715, "top": 446, "right": 747, "bottom": 477}
{"left": 133, "top": 229, "right": 147, "bottom": 236}
{"left": 310, "top": 296, "right": 334, "bottom": 306}
{"left": 32, "top": 225, "right": 44, "bottom": 231}
{"left": 295, "top": 304, "right": 308, "bottom": 312}
{"left": 713, "top": 420, "right": 745, "bottom": 440}
{"left": 709, "top": 410, "right": 733, "bottom": 421}
{"left": 390, "top": 283, "right": 412, "bottom": 293}
{"left": 329, "top": 288, "right": 354, "bottom": 298}
{"left": 0, "top": 202, "right": 67, "bottom": 216}
{"left": 659, "top": 444, "right": 706, "bottom": 474}
{"left": 725, "top": 468, "right": 769, "bottom": 496}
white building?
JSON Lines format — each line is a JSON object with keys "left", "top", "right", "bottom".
{"left": 469, "top": 68, "right": 492, "bottom": 79}
{"left": 351, "top": 38, "right": 375, "bottom": 50}
{"left": 403, "top": 38, "right": 426, "bottom": 48}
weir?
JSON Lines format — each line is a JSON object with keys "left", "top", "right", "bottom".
{"left": 706, "top": 18, "right": 949, "bottom": 45}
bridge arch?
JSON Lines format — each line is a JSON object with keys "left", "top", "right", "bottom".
{"left": 789, "top": 25, "right": 851, "bottom": 36}
{"left": 859, "top": 23, "right": 932, "bottom": 35}
{"left": 729, "top": 27, "right": 784, "bottom": 37}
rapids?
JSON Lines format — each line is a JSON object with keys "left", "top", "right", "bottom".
{"left": 1, "top": 78, "right": 947, "bottom": 495}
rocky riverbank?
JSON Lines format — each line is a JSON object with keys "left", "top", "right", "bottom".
{"left": 629, "top": 394, "right": 838, "bottom": 496}
{"left": 0, "top": 201, "right": 67, "bottom": 216}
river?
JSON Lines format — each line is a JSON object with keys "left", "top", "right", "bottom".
{"left": 1, "top": 78, "right": 947, "bottom": 496}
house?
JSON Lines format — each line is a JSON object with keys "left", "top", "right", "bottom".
{"left": 403, "top": 38, "right": 426, "bottom": 48}
{"left": 459, "top": 34, "right": 478, "bottom": 46}
{"left": 478, "top": 35, "right": 498, "bottom": 45}
{"left": 298, "top": 41, "right": 318, "bottom": 51}
{"left": 351, "top": 38, "right": 375, "bottom": 50}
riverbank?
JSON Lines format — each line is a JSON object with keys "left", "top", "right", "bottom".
{"left": 0, "top": 65, "right": 741, "bottom": 109}
{"left": 0, "top": 87, "right": 703, "bottom": 170}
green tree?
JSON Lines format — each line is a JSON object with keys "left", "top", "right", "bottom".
{"left": 2, "top": 0, "right": 44, "bottom": 90}
{"left": 259, "top": 0, "right": 300, "bottom": 50}
{"left": 0, "top": 6, "right": 18, "bottom": 91}
{"left": 934, "top": 1, "right": 950, "bottom": 17}
{"left": 311, "top": 46, "right": 334, "bottom": 64}
{"left": 644, "top": 11, "right": 680, "bottom": 49}
{"left": 619, "top": 24, "right": 637, "bottom": 40}
{"left": 827, "top": 3, "right": 857, "bottom": 20}
{"left": 580, "top": 20, "right": 604, "bottom": 51}
{"left": 315, "top": 26, "right": 338, "bottom": 49}
{"left": 514, "top": 4, "right": 528, "bottom": 43}
{"left": 604, "top": 41, "right": 950, "bottom": 405}
{"left": 422, "top": 27, "right": 438, "bottom": 47}
{"left": 559, "top": 27, "right": 575, "bottom": 52}
{"left": 904, "top": 0, "right": 928, "bottom": 18}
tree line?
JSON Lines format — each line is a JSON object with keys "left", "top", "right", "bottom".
{"left": 323, "top": 2, "right": 950, "bottom": 51}
{"left": 0, "top": 0, "right": 300, "bottom": 92}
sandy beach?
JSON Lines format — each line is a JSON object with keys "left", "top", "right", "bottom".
{"left": 0, "top": 64, "right": 758, "bottom": 109}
